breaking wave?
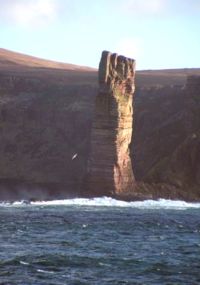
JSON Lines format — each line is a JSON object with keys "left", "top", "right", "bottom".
{"left": 1, "top": 197, "right": 200, "bottom": 209}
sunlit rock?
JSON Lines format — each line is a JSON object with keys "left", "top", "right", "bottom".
{"left": 83, "top": 51, "right": 136, "bottom": 196}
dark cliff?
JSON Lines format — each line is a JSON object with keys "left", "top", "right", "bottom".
{"left": 0, "top": 49, "right": 97, "bottom": 200}
{"left": 134, "top": 76, "right": 200, "bottom": 200}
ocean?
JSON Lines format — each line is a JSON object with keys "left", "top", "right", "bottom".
{"left": 0, "top": 197, "right": 200, "bottom": 285}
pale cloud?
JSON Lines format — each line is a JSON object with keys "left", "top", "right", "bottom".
{"left": 122, "top": 0, "right": 166, "bottom": 15}
{"left": 0, "top": 0, "right": 58, "bottom": 27}
{"left": 115, "top": 38, "right": 142, "bottom": 62}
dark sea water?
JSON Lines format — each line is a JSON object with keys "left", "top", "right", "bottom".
{"left": 0, "top": 197, "right": 200, "bottom": 285}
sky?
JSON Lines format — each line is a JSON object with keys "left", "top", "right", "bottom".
{"left": 1, "top": 0, "right": 200, "bottom": 70}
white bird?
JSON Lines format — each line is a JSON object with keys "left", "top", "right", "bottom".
{"left": 72, "top": 153, "right": 78, "bottom": 160}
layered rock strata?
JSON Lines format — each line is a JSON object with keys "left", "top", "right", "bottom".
{"left": 83, "top": 51, "right": 136, "bottom": 196}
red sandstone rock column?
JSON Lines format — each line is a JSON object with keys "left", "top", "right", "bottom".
{"left": 84, "top": 51, "right": 136, "bottom": 196}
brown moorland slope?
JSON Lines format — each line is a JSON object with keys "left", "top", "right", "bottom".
{"left": 136, "top": 68, "right": 200, "bottom": 87}
{"left": 0, "top": 48, "right": 95, "bottom": 71}
{"left": 0, "top": 48, "right": 98, "bottom": 86}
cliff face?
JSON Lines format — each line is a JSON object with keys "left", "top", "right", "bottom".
{"left": 0, "top": 48, "right": 200, "bottom": 201}
{"left": 83, "top": 51, "right": 136, "bottom": 196}
{"left": 140, "top": 76, "right": 200, "bottom": 200}
{"left": 185, "top": 76, "right": 200, "bottom": 131}
{"left": 0, "top": 73, "right": 96, "bottom": 201}
{"left": 133, "top": 85, "right": 187, "bottom": 180}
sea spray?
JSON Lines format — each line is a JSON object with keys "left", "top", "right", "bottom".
{"left": 1, "top": 197, "right": 200, "bottom": 209}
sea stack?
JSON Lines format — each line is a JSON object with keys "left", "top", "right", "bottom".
{"left": 83, "top": 51, "right": 136, "bottom": 196}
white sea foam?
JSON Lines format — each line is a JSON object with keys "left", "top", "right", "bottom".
{"left": 37, "top": 269, "right": 54, "bottom": 274}
{"left": 20, "top": 261, "right": 30, "bottom": 265}
{"left": 32, "top": 197, "right": 200, "bottom": 209}
{"left": 1, "top": 197, "right": 200, "bottom": 209}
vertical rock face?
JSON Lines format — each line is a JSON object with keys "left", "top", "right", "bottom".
{"left": 84, "top": 51, "right": 136, "bottom": 196}
{"left": 186, "top": 76, "right": 200, "bottom": 131}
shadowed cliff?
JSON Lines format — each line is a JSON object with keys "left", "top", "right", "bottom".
{"left": 138, "top": 76, "right": 200, "bottom": 200}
